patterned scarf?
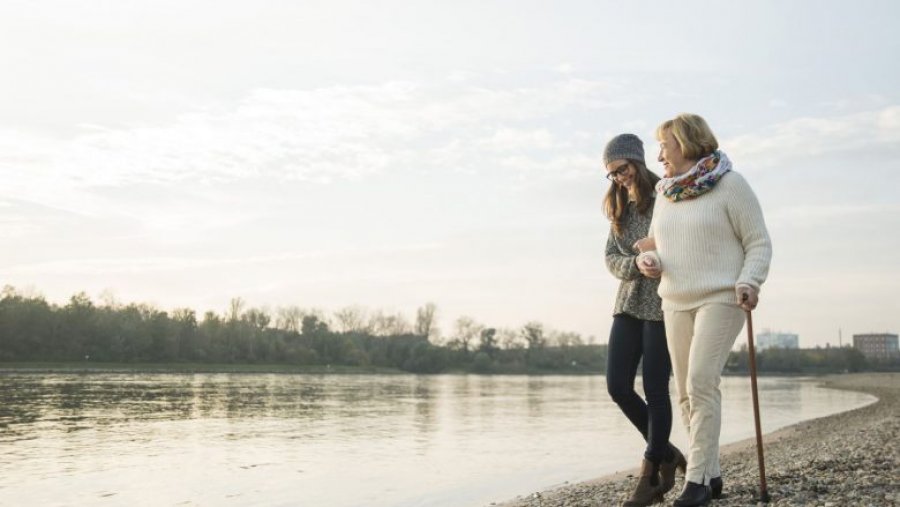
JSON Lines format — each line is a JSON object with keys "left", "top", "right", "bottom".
{"left": 656, "top": 150, "right": 732, "bottom": 202}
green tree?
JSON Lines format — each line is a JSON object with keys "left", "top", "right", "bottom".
{"left": 521, "top": 322, "right": 545, "bottom": 350}
{"left": 415, "top": 303, "right": 439, "bottom": 342}
{"left": 479, "top": 327, "right": 498, "bottom": 358}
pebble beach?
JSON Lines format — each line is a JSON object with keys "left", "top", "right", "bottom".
{"left": 495, "top": 373, "right": 899, "bottom": 507}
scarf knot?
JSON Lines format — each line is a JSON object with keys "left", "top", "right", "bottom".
{"left": 656, "top": 150, "right": 732, "bottom": 202}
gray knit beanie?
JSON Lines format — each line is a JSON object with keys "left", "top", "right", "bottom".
{"left": 603, "top": 133, "right": 645, "bottom": 166}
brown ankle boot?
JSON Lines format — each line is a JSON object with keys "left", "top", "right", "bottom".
{"left": 659, "top": 444, "right": 687, "bottom": 494}
{"left": 622, "top": 459, "right": 664, "bottom": 507}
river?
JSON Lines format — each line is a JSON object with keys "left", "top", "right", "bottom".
{"left": 0, "top": 373, "right": 875, "bottom": 507}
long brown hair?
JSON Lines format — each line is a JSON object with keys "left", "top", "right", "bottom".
{"left": 603, "top": 159, "right": 660, "bottom": 237}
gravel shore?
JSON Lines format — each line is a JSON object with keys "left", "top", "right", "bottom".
{"left": 494, "top": 373, "right": 899, "bottom": 507}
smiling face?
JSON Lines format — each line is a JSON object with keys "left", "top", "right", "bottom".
{"left": 605, "top": 159, "right": 635, "bottom": 189}
{"left": 657, "top": 129, "right": 694, "bottom": 177}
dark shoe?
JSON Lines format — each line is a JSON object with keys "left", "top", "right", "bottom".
{"left": 659, "top": 444, "right": 687, "bottom": 494}
{"left": 710, "top": 477, "right": 722, "bottom": 499}
{"left": 672, "top": 481, "right": 711, "bottom": 507}
{"left": 622, "top": 459, "right": 664, "bottom": 507}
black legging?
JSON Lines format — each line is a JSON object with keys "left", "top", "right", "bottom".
{"left": 606, "top": 314, "right": 673, "bottom": 464}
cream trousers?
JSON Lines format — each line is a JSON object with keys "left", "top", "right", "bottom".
{"left": 664, "top": 303, "right": 745, "bottom": 485}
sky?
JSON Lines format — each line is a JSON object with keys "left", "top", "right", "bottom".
{"left": 1, "top": 0, "right": 898, "bottom": 347}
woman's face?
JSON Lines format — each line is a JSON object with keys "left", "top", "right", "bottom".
{"left": 605, "top": 158, "right": 636, "bottom": 189}
{"left": 657, "top": 129, "right": 693, "bottom": 177}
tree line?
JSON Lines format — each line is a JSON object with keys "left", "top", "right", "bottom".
{"left": 724, "top": 343, "right": 875, "bottom": 374}
{"left": 0, "top": 286, "right": 887, "bottom": 374}
{"left": 0, "top": 287, "right": 604, "bottom": 374}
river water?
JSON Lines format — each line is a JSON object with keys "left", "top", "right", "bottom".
{"left": 0, "top": 373, "right": 875, "bottom": 507}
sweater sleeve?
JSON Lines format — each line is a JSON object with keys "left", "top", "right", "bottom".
{"left": 725, "top": 173, "right": 772, "bottom": 290}
{"left": 647, "top": 197, "right": 659, "bottom": 240}
{"left": 605, "top": 228, "right": 641, "bottom": 281}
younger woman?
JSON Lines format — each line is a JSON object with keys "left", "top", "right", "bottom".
{"left": 603, "top": 133, "right": 686, "bottom": 506}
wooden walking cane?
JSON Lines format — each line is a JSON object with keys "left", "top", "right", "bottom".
{"left": 743, "top": 294, "right": 770, "bottom": 503}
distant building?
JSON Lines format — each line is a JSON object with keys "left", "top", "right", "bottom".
{"left": 853, "top": 333, "right": 899, "bottom": 361}
{"left": 755, "top": 330, "right": 799, "bottom": 351}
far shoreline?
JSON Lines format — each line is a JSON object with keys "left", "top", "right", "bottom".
{"left": 0, "top": 361, "right": 878, "bottom": 377}
{"left": 0, "top": 361, "right": 407, "bottom": 375}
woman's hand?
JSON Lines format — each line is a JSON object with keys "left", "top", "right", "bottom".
{"left": 636, "top": 251, "right": 661, "bottom": 278}
{"left": 632, "top": 237, "right": 656, "bottom": 253}
{"left": 736, "top": 284, "right": 759, "bottom": 311}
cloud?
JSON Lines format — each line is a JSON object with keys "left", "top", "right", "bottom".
{"left": 554, "top": 63, "right": 575, "bottom": 74}
{"left": 478, "top": 128, "right": 565, "bottom": 152}
{"left": 0, "top": 243, "right": 444, "bottom": 276}
{"left": 0, "top": 78, "right": 627, "bottom": 196}
{"left": 496, "top": 153, "right": 601, "bottom": 179}
{"left": 0, "top": 215, "right": 40, "bottom": 239}
{"left": 726, "top": 105, "right": 900, "bottom": 168}
{"left": 767, "top": 203, "right": 900, "bottom": 227}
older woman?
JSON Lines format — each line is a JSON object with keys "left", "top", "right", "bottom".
{"left": 636, "top": 114, "right": 772, "bottom": 507}
{"left": 602, "top": 133, "right": 685, "bottom": 506}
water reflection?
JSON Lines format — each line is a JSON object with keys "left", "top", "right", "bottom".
{"left": 0, "top": 373, "right": 876, "bottom": 507}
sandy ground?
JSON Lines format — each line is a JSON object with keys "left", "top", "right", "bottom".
{"left": 494, "top": 373, "right": 899, "bottom": 507}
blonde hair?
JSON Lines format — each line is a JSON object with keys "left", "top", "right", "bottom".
{"left": 656, "top": 113, "right": 719, "bottom": 160}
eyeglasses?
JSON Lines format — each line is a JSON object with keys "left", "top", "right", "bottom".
{"left": 606, "top": 162, "right": 630, "bottom": 181}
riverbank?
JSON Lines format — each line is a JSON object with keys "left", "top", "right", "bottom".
{"left": 495, "top": 373, "right": 899, "bottom": 506}
{"left": 0, "top": 361, "right": 406, "bottom": 374}
{"left": 0, "top": 362, "right": 622, "bottom": 376}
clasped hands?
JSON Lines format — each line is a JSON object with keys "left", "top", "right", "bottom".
{"left": 632, "top": 237, "right": 661, "bottom": 279}
{"left": 632, "top": 237, "right": 760, "bottom": 312}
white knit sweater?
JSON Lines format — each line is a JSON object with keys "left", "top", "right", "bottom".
{"left": 649, "top": 171, "right": 772, "bottom": 311}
